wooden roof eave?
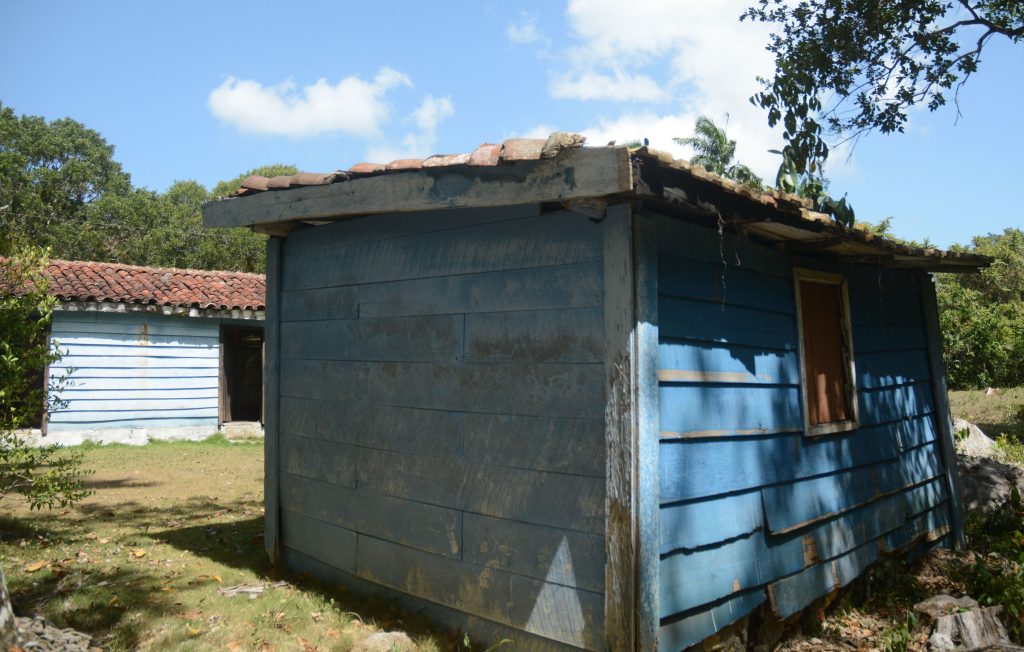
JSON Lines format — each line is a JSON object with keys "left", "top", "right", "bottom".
{"left": 631, "top": 154, "right": 990, "bottom": 274}
{"left": 202, "top": 146, "right": 634, "bottom": 232}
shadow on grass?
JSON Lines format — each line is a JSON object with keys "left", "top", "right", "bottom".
{"left": 152, "top": 518, "right": 457, "bottom": 647}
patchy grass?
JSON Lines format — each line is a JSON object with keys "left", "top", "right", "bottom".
{"left": 949, "top": 386, "right": 1024, "bottom": 440}
{"left": 0, "top": 436, "right": 450, "bottom": 651}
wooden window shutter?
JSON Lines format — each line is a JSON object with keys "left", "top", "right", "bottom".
{"left": 798, "top": 279, "right": 851, "bottom": 426}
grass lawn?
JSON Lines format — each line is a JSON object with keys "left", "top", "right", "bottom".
{"left": 949, "top": 386, "right": 1024, "bottom": 439}
{"left": 0, "top": 437, "right": 450, "bottom": 651}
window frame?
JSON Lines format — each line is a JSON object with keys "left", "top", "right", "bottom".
{"left": 793, "top": 268, "right": 859, "bottom": 437}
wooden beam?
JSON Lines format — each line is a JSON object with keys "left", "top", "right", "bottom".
{"left": 919, "top": 271, "right": 967, "bottom": 549}
{"left": 633, "top": 212, "right": 660, "bottom": 652}
{"left": 779, "top": 237, "right": 845, "bottom": 253}
{"left": 603, "top": 203, "right": 637, "bottom": 651}
{"left": 203, "top": 146, "right": 632, "bottom": 229}
{"left": 263, "top": 237, "right": 283, "bottom": 566}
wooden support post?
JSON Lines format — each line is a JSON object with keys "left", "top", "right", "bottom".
{"left": 263, "top": 237, "right": 284, "bottom": 566}
{"left": 919, "top": 271, "right": 967, "bottom": 549}
{"left": 603, "top": 203, "right": 637, "bottom": 651}
{"left": 604, "top": 204, "right": 660, "bottom": 649}
{"left": 633, "top": 213, "right": 660, "bottom": 651}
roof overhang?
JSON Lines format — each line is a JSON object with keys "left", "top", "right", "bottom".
{"left": 202, "top": 139, "right": 989, "bottom": 273}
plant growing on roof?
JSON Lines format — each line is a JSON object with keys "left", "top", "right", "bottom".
{"left": 674, "top": 115, "right": 764, "bottom": 190}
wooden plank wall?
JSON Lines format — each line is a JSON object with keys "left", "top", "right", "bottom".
{"left": 652, "top": 216, "right": 954, "bottom": 651}
{"left": 47, "top": 311, "right": 223, "bottom": 434}
{"left": 275, "top": 205, "right": 607, "bottom": 651}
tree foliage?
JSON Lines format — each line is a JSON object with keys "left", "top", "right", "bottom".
{"left": 1, "top": 102, "right": 291, "bottom": 273}
{"left": 674, "top": 115, "right": 764, "bottom": 189}
{"left": 744, "top": 0, "right": 1024, "bottom": 174}
{"left": 0, "top": 247, "right": 91, "bottom": 510}
{"left": 937, "top": 228, "right": 1024, "bottom": 388}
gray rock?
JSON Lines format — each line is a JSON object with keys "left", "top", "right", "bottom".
{"left": 915, "top": 595, "right": 980, "bottom": 624}
{"left": 929, "top": 606, "right": 1010, "bottom": 650}
{"left": 954, "top": 419, "right": 998, "bottom": 458}
{"left": 958, "top": 455, "right": 1024, "bottom": 512}
{"left": 354, "top": 631, "right": 417, "bottom": 652}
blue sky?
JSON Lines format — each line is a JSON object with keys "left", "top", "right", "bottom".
{"left": 4, "top": 0, "right": 1021, "bottom": 248}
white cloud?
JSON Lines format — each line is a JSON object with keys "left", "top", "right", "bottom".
{"left": 365, "top": 94, "right": 456, "bottom": 162}
{"left": 208, "top": 68, "right": 412, "bottom": 138}
{"left": 546, "top": 0, "right": 786, "bottom": 181}
{"left": 412, "top": 95, "right": 455, "bottom": 132}
{"left": 507, "top": 12, "right": 541, "bottom": 44}
{"left": 550, "top": 69, "right": 670, "bottom": 103}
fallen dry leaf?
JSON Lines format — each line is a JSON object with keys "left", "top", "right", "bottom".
{"left": 23, "top": 560, "right": 48, "bottom": 573}
{"left": 226, "top": 642, "right": 242, "bottom": 651}
{"left": 213, "top": 575, "right": 222, "bottom": 583}
{"left": 186, "top": 624, "right": 205, "bottom": 638}
{"left": 129, "top": 548, "right": 147, "bottom": 558}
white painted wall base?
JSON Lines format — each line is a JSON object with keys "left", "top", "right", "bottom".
{"left": 21, "top": 425, "right": 219, "bottom": 447}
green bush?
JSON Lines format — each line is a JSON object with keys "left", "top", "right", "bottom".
{"left": 0, "top": 247, "right": 91, "bottom": 509}
{"left": 937, "top": 228, "right": 1024, "bottom": 389}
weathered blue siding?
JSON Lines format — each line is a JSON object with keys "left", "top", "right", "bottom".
{"left": 273, "top": 205, "right": 607, "bottom": 651}
{"left": 47, "top": 311, "right": 221, "bottom": 435}
{"left": 652, "top": 217, "right": 952, "bottom": 651}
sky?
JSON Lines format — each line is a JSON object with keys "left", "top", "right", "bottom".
{"left": 3, "top": 0, "right": 1021, "bottom": 248}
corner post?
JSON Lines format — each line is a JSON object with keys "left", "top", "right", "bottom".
{"left": 919, "top": 272, "right": 966, "bottom": 549}
{"left": 634, "top": 212, "right": 660, "bottom": 651}
{"left": 604, "top": 204, "right": 660, "bottom": 650}
{"left": 263, "top": 237, "right": 284, "bottom": 566}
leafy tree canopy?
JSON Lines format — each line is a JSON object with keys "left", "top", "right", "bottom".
{"left": 937, "top": 228, "right": 1024, "bottom": 388}
{"left": 1, "top": 103, "right": 292, "bottom": 273}
{"left": 744, "top": 0, "right": 1024, "bottom": 174}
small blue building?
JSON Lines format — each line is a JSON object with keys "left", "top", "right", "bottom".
{"left": 36, "top": 260, "right": 265, "bottom": 445}
{"left": 204, "top": 136, "right": 986, "bottom": 651}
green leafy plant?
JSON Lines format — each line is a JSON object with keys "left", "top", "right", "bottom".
{"left": 961, "top": 488, "right": 1024, "bottom": 641}
{"left": 1, "top": 246, "right": 92, "bottom": 509}
{"left": 879, "top": 611, "right": 915, "bottom": 652}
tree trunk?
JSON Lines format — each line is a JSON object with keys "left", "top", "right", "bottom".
{"left": 0, "top": 563, "right": 16, "bottom": 647}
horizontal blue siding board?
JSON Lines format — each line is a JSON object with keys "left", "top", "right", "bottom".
{"left": 53, "top": 355, "right": 217, "bottom": 369}
{"left": 659, "top": 296, "right": 798, "bottom": 351}
{"left": 47, "top": 416, "right": 218, "bottom": 431}
{"left": 844, "top": 265, "right": 921, "bottom": 292}
{"left": 658, "top": 384, "right": 802, "bottom": 438}
{"left": 900, "top": 442, "right": 945, "bottom": 486}
{"left": 858, "top": 381, "right": 935, "bottom": 426}
{"left": 58, "top": 387, "right": 218, "bottom": 399}
{"left": 852, "top": 324, "right": 928, "bottom": 353}
{"left": 767, "top": 561, "right": 835, "bottom": 619}
{"left": 761, "top": 461, "right": 904, "bottom": 534}
{"left": 280, "top": 315, "right": 464, "bottom": 363}
{"left": 809, "top": 494, "right": 905, "bottom": 560}
{"left": 660, "top": 489, "right": 764, "bottom": 554}
{"left": 659, "top": 423, "right": 906, "bottom": 502}
{"left": 653, "top": 214, "right": 794, "bottom": 278}
{"left": 282, "top": 211, "right": 603, "bottom": 291}
{"left": 856, "top": 349, "right": 931, "bottom": 389}
{"left": 658, "top": 589, "right": 767, "bottom": 652}
{"left": 657, "top": 340, "right": 799, "bottom": 386}
{"left": 49, "top": 407, "right": 219, "bottom": 421}
{"left": 658, "top": 254, "right": 795, "bottom": 315}
{"left": 849, "top": 287, "right": 925, "bottom": 326}
{"left": 905, "top": 477, "right": 947, "bottom": 517}
{"left": 660, "top": 529, "right": 804, "bottom": 617}
{"left": 358, "top": 262, "right": 604, "bottom": 320}
{"left": 884, "top": 504, "right": 951, "bottom": 552}
{"left": 835, "top": 541, "right": 880, "bottom": 588}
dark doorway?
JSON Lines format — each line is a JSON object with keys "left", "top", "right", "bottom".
{"left": 220, "top": 326, "right": 264, "bottom": 424}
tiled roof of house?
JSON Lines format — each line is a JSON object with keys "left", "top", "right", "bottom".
{"left": 207, "top": 132, "right": 989, "bottom": 272}
{"left": 37, "top": 259, "right": 265, "bottom": 310}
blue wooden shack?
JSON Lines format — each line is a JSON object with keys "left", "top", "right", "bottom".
{"left": 34, "top": 260, "right": 265, "bottom": 445}
{"left": 203, "top": 135, "right": 987, "bottom": 651}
